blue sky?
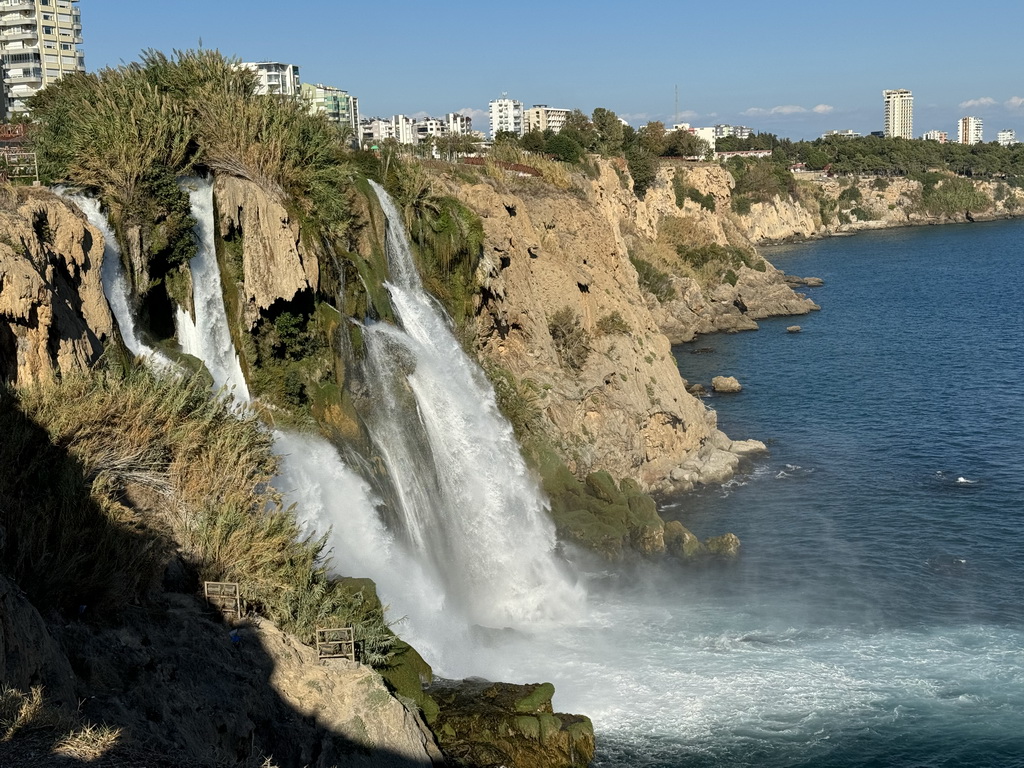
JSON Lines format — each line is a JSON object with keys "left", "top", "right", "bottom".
{"left": 83, "top": 0, "right": 1024, "bottom": 141}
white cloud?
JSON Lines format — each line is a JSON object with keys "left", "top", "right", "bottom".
{"left": 454, "top": 107, "right": 488, "bottom": 124}
{"left": 742, "top": 104, "right": 808, "bottom": 116}
{"left": 410, "top": 110, "right": 431, "bottom": 120}
{"left": 812, "top": 104, "right": 834, "bottom": 114}
{"left": 958, "top": 97, "right": 996, "bottom": 109}
{"left": 1005, "top": 96, "right": 1024, "bottom": 110}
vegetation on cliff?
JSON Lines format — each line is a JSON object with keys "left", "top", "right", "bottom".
{"left": 0, "top": 370, "right": 396, "bottom": 662}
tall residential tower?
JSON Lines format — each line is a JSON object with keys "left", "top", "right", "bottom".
{"left": 958, "top": 116, "right": 983, "bottom": 145}
{"left": 0, "top": 0, "right": 84, "bottom": 119}
{"left": 883, "top": 89, "right": 913, "bottom": 139}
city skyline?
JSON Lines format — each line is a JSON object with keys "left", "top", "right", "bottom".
{"left": 79, "top": 0, "right": 1024, "bottom": 142}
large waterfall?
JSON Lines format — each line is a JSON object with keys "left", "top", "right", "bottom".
{"left": 84, "top": 175, "right": 581, "bottom": 674}
{"left": 365, "top": 181, "right": 582, "bottom": 629}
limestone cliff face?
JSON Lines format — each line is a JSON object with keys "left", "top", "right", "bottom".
{"left": 735, "top": 174, "right": 1022, "bottom": 244}
{"left": 0, "top": 189, "right": 112, "bottom": 385}
{"left": 444, "top": 171, "right": 762, "bottom": 492}
{"left": 213, "top": 175, "right": 319, "bottom": 327}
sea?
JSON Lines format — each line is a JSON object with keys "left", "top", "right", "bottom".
{"left": 476, "top": 219, "right": 1024, "bottom": 767}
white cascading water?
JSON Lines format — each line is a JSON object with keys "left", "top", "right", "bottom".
{"left": 365, "top": 180, "right": 583, "bottom": 631}
{"left": 70, "top": 194, "right": 173, "bottom": 369}
{"left": 175, "top": 179, "right": 249, "bottom": 398}
{"left": 171, "top": 177, "right": 467, "bottom": 665}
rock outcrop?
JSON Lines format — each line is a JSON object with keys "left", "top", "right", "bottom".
{"left": 0, "top": 188, "right": 112, "bottom": 385}
{"left": 213, "top": 175, "right": 319, "bottom": 328}
{"left": 427, "top": 678, "right": 594, "bottom": 768}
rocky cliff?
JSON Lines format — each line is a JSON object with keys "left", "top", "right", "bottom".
{"left": 441, "top": 161, "right": 811, "bottom": 492}
{"left": 0, "top": 187, "right": 112, "bottom": 385}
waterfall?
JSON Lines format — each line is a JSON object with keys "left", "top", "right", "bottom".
{"left": 69, "top": 194, "right": 173, "bottom": 369}
{"left": 175, "top": 179, "right": 249, "bottom": 398}
{"left": 171, "top": 177, "right": 468, "bottom": 663}
{"left": 365, "top": 180, "right": 583, "bottom": 629}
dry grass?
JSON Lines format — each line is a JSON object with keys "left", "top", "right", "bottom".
{"left": 3, "top": 369, "right": 397, "bottom": 659}
{"left": 1, "top": 686, "right": 121, "bottom": 761}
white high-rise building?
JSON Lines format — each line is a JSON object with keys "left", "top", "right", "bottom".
{"left": 240, "top": 62, "right": 301, "bottom": 98}
{"left": 958, "top": 116, "right": 983, "bottom": 145}
{"left": 0, "top": 0, "right": 84, "bottom": 119}
{"left": 488, "top": 95, "right": 524, "bottom": 138}
{"left": 997, "top": 129, "right": 1016, "bottom": 146}
{"left": 883, "top": 89, "right": 914, "bottom": 139}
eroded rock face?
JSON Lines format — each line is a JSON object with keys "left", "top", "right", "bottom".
{"left": 448, "top": 177, "right": 725, "bottom": 491}
{"left": 213, "top": 176, "right": 319, "bottom": 328}
{"left": 0, "top": 189, "right": 113, "bottom": 385}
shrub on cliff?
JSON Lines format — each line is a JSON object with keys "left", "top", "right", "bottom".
{"left": 548, "top": 307, "right": 592, "bottom": 371}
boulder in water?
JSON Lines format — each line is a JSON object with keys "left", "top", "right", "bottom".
{"left": 712, "top": 375, "right": 742, "bottom": 393}
{"left": 664, "top": 521, "right": 704, "bottom": 559}
{"left": 787, "top": 325, "right": 802, "bottom": 333}
{"left": 704, "top": 533, "right": 741, "bottom": 557}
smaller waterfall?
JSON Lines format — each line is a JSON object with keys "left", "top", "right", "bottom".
{"left": 365, "top": 181, "right": 584, "bottom": 629}
{"left": 175, "top": 179, "right": 249, "bottom": 399}
{"left": 70, "top": 195, "right": 173, "bottom": 369}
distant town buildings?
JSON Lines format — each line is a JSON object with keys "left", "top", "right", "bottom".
{"left": 360, "top": 112, "right": 476, "bottom": 148}
{"left": 997, "top": 129, "right": 1016, "bottom": 146}
{"left": 0, "top": 0, "right": 84, "bottom": 119}
{"left": 714, "top": 124, "right": 752, "bottom": 139}
{"left": 883, "top": 89, "right": 914, "bottom": 139}
{"left": 489, "top": 95, "right": 524, "bottom": 138}
{"left": 920, "top": 130, "right": 948, "bottom": 143}
{"left": 301, "top": 83, "right": 360, "bottom": 137}
{"left": 958, "top": 116, "right": 983, "bottom": 145}
{"left": 241, "top": 62, "right": 301, "bottom": 98}
{"left": 524, "top": 105, "right": 571, "bottom": 134}
{"left": 822, "top": 129, "right": 861, "bottom": 139}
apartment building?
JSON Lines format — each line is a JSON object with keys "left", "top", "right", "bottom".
{"left": 446, "top": 112, "right": 472, "bottom": 135}
{"left": 714, "top": 124, "right": 752, "bottom": 139}
{"left": 301, "top": 82, "right": 359, "bottom": 138}
{"left": 488, "top": 95, "right": 523, "bottom": 138}
{"left": 241, "top": 61, "right": 301, "bottom": 98}
{"left": 822, "top": 129, "right": 861, "bottom": 139}
{"left": 524, "top": 104, "right": 570, "bottom": 134}
{"left": 0, "top": 0, "right": 84, "bottom": 118}
{"left": 883, "top": 89, "right": 913, "bottom": 139}
{"left": 958, "top": 116, "right": 983, "bottom": 145}
{"left": 920, "top": 130, "right": 948, "bottom": 143}
{"left": 997, "top": 129, "right": 1016, "bottom": 146}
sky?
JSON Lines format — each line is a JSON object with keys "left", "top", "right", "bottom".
{"left": 82, "top": 0, "right": 1024, "bottom": 141}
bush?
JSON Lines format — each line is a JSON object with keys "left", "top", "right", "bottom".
{"left": 838, "top": 185, "right": 863, "bottom": 204}
{"left": 732, "top": 195, "right": 753, "bottom": 215}
{"left": 630, "top": 256, "right": 676, "bottom": 302}
{"left": 597, "top": 311, "right": 631, "bottom": 335}
{"left": 548, "top": 307, "right": 592, "bottom": 371}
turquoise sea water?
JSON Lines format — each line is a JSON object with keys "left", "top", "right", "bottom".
{"left": 485, "top": 219, "right": 1024, "bottom": 767}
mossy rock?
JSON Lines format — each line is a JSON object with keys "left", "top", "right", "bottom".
{"left": 513, "top": 682, "right": 555, "bottom": 713}
{"left": 549, "top": 508, "right": 625, "bottom": 559}
{"left": 664, "top": 520, "right": 705, "bottom": 559}
{"left": 380, "top": 639, "right": 439, "bottom": 723}
{"left": 427, "top": 679, "right": 595, "bottom": 768}
{"left": 584, "top": 470, "right": 626, "bottom": 506}
{"left": 704, "top": 532, "right": 741, "bottom": 557}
